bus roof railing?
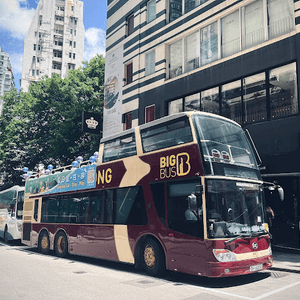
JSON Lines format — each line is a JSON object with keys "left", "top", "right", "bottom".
{"left": 25, "top": 159, "right": 95, "bottom": 181}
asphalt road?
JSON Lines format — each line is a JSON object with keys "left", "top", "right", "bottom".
{"left": 0, "top": 240, "right": 299, "bottom": 300}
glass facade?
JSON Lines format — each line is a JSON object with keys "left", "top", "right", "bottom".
{"left": 168, "top": 62, "right": 298, "bottom": 125}
{"left": 168, "top": 0, "right": 295, "bottom": 79}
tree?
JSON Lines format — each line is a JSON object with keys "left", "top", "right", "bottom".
{"left": 0, "top": 54, "right": 105, "bottom": 189}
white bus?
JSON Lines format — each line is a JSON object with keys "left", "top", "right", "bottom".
{"left": 0, "top": 186, "right": 24, "bottom": 242}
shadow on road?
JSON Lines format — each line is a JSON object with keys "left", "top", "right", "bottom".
{"left": 6, "top": 241, "right": 272, "bottom": 289}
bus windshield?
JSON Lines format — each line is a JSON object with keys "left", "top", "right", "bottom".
{"left": 193, "top": 115, "right": 259, "bottom": 178}
{"left": 206, "top": 179, "right": 266, "bottom": 239}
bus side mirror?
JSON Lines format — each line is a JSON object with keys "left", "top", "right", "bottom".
{"left": 195, "top": 185, "right": 203, "bottom": 196}
{"left": 277, "top": 187, "right": 284, "bottom": 201}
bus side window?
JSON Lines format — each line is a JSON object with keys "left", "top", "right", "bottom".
{"left": 151, "top": 183, "right": 165, "bottom": 224}
{"left": 115, "top": 186, "right": 148, "bottom": 225}
{"left": 104, "top": 190, "right": 114, "bottom": 224}
{"left": 34, "top": 199, "right": 39, "bottom": 222}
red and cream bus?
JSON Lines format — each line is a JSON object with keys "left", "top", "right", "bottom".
{"left": 22, "top": 112, "right": 273, "bottom": 277}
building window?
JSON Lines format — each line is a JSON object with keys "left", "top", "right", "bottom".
{"left": 32, "top": 70, "right": 35, "bottom": 76}
{"left": 221, "top": 80, "right": 242, "bottom": 124}
{"left": 241, "top": 0, "right": 264, "bottom": 50}
{"left": 74, "top": 30, "right": 76, "bottom": 36}
{"left": 39, "top": 15, "right": 42, "bottom": 26}
{"left": 70, "top": 41, "right": 72, "bottom": 46}
{"left": 185, "top": 93, "right": 200, "bottom": 111}
{"left": 147, "top": 0, "right": 156, "bottom": 23}
{"left": 269, "top": 63, "right": 298, "bottom": 119}
{"left": 145, "top": 50, "right": 155, "bottom": 76}
{"left": 185, "top": 32, "right": 199, "bottom": 72}
{"left": 201, "top": 87, "right": 219, "bottom": 114}
{"left": 37, "top": 70, "right": 39, "bottom": 76}
{"left": 37, "top": 57, "right": 40, "bottom": 63}
{"left": 169, "top": 0, "right": 182, "bottom": 22}
{"left": 221, "top": 10, "right": 240, "bottom": 58}
{"left": 32, "top": 56, "right": 36, "bottom": 63}
{"left": 71, "top": 6, "right": 74, "bottom": 11}
{"left": 185, "top": 0, "right": 203, "bottom": 14}
{"left": 69, "top": 52, "right": 72, "bottom": 58}
{"left": 33, "top": 44, "right": 36, "bottom": 51}
{"left": 74, "top": 18, "right": 77, "bottom": 25}
{"left": 70, "top": 17, "right": 73, "bottom": 23}
{"left": 73, "top": 41, "right": 76, "bottom": 48}
{"left": 127, "top": 14, "right": 134, "bottom": 36}
{"left": 125, "top": 112, "right": 132, "bottom": 130}
{"left": 53, "top": 63, "right": 62, "bottom": 70}
{"left": 68, "top": 63, "right": 75, "bottom": 70}
{"left": 169, "top": 40, "right": 183, "bottom": 78}
{"left": 268, "top": 0, "right": 295, "bottom": 39}
{"left": 70, "top": 29, "right": 73, "bottom": 34}
{"left": 243, "top": 72, "right": 267, "bottom": 124}
{"left": 73, "top": 53, "right": 76, "bottom": 59}
{"left": 35, "top": 31, "right": 37, "bottom": 37}
{"left": 126, "top": 62, "right": 133, "bottom": 84}
{"left": 200, "top": 21, "right": 218, "bottom": 66}
{"left": 38, "top": 45, "right": 41, "bottom": 51}
{"left": 145, "top": 105, "right": 155, "bottom": 123}
{"left": 168, "top": 98, "right": 183, "bottom": 114}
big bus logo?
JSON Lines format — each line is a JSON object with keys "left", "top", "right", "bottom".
{"left": 159, "top": 152, "right": 191, "bottom": 179}
{"left": 97, "top": 168, "right": 112, "bottom": 184}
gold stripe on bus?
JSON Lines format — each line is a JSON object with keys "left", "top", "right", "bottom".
{"left": 120, "top": 156, "right": 150, "bottom": 188}
{"left": 114, "top": 225, "right": 134, "bottom": 264}
{"left": 235, "top": 248, "right": 271, "bottom": 261}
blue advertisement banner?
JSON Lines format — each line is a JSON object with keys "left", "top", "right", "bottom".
{"left": 25, "top": 165, "right": 97, "bottom": 196}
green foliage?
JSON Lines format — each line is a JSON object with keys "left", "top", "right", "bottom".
{"left": 0, "top": 54, "right": 105, "bottom": 189}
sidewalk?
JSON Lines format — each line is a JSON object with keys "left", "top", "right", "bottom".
{"left": 271, "top": 247, "right": 300, "bottom": 273}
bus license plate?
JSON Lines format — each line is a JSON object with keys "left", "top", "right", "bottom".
{"left": 250, "top": 264, "right": 263, "bottom": 272}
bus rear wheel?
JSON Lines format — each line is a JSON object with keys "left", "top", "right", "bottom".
{"left": 54, "top": 231, "right": 68, "bottom": 258}
{"left": 143, "top": 238, "right": 165, "bottom": 276}
{"left": 38, "top": 231, "right": 50, "bottom": 255}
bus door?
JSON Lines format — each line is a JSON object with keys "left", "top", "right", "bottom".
{"left": 166, "top": 180, "right": 206, "bottom": 274}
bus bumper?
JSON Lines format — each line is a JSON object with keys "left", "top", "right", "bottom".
{"left": 206, "top": 255, "right": 273, "bottom": 277}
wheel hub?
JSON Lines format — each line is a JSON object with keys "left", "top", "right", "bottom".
{"left": 144, "top": 245, "right": 155, "bottom": 269}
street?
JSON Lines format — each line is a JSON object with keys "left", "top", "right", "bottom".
{"left": 0, "top": 241, "right": 299, "bottom": 300}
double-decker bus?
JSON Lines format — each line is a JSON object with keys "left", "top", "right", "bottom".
{"left": 22, "top": 112, "right": 273, "bottom": 277}
{"left": 0, "top": 185, "right": 24, "bottom": 242}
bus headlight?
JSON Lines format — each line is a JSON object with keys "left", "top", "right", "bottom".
{"left": 213, "top": 249, "right": 237, "bottom": 262}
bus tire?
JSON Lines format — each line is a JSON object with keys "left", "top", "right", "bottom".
{"left": 38, "top": 231, "right": 50, "bottom": 255}
{"left": 54, "top": 231, "right": 68, "bottom": 258}
{"left": 4, "top": 226, "right": 8, "bottom": 243}
{"left": 143, "top": 238, "right": 165, "bottom": 276}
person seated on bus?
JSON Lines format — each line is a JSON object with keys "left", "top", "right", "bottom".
{"left": 185, "top": 193, "right": 202, "bottom": 221}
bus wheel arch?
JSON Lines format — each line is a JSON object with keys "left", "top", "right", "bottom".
{"left": 54, "top": 230, "right": 69, "bottom": 258}
{"left": 136, "top": 235, "right": 166, "bottom": 276}
{"left": 38, "top": 229, "right": 50, "bottom": 255}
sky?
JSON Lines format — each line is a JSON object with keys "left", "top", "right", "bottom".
{"left": 0, "top": 0, "right": 107, "bottom": 90}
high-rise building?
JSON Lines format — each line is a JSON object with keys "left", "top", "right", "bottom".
{"left": 21, "top": 0, "right": 84, "bottom": 92}
{"left": 0, "top": 46, "right": 15, "bottom": 114}
{"left": 105, "top": 0, "right": 300, "bottom": 248}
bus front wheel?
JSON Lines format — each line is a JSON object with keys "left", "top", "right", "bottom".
{"left": 143, "top": 238, "right": 165, "bottom": 276}
{"left": 54, "top": 231, "right": 68, "bottom": 258}
{"left": 38, "top": 231, "right": 50, "bottom": 255}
